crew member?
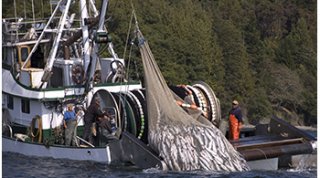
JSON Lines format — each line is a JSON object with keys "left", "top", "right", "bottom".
{"left": 83, "top": 98, "right": 105, "bottom": 145}
{"left": 63, "top": 104, "right": 77, "bottom": 146}
{"left": 229, "top": 100, "right": 243, "bottom": 140}
{"left": 96, "top": 114, "right": 117, "bottom": 136}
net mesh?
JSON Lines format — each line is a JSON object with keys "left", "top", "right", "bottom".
{"left": 137, "top": 30, "right": 250, "bottom": 171}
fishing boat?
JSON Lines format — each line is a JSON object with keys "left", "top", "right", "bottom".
{"left": 1, "top": 0, "right": 217, "bottom": 169}
{"left": 2, "top": 0, "right": 316, "bottom": 171}
{"left": 2, "top": 0, "right": 144, "bottom": 165}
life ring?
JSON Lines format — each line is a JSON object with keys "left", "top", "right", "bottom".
{"left": 72, "top": 64, "right": 85, "bottom": 84}
{"left": 30, "top": 115, "right": 42, "bottom": 143}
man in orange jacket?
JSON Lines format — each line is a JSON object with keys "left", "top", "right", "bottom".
{"left": 229, "top": 100, "right": 243, "bottom": 140}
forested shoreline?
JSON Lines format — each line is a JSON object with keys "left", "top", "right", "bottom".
{"left": 2, "top": 0, "right": 316, "bottom": 126}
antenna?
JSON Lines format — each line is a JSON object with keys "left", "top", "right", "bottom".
{"left": 14, "top": 0, "right": 18, "bottom": 42}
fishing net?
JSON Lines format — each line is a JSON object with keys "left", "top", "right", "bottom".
{"left": 137, "top": 29, "right": 250, "bottom": 171}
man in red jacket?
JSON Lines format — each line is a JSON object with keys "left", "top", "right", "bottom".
{"left": 229, "top": 100, "right": 243, "bottom": 140}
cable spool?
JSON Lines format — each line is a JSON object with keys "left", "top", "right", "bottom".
{"left": 121, "top": 92, "right": 139, "bottom": 135}
{"left": 71, "top": 64, "right": 85, "bottom": 85}
{"left": 111, "top": 93, "right": 128, "bottom": 132}
{"left": 92, "top": 89, "right": 121, "bottom": 131}
{"left": 193, "top": 81, "right": 221, "bottom": 127}
{"left": 131, "top": 89, "right": 148, "bottom": 143}
{"left": 185, "top": 85, "right": 203, "bottom": 112}
{"left": 117, "top": 93, "right": 137, "bottom": 136}
{"left": 30, "top": 115, "right": 42, "bottom": 143}
{"left": 190, "top": 86, "right": 208, "bottom": 117}
{"left": 193, "top": 84, "right": 213, "bottom": 122}
{"left": 125, "top": 91, "right": 145, "bottom": 140}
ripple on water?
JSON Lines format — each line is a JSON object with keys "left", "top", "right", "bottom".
{"left": 2, "top": 152, "right": 317, "bottom": 178}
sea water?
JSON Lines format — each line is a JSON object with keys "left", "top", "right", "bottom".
{"left": 2, "top": 152, "right": 316, "bottom": 178}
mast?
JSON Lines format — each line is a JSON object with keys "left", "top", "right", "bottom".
{"left": 80, "top": 0, "right": 91, "bottom": 77}
{"left": 40, "top": 0, "right": 72, "bottom": 88}
{"left": 85, "top": 0, "right": 110, "bottom": 105}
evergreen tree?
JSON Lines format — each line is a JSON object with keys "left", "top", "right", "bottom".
{"left": 1, "top": 0, "right": 316, "bottom": 126}
{"left": 213, "top": 17, "right": 254, "bottom": 115}
{"left": 276, "top": 17, "right": 316, "bottom": 124}
{"left": 2, "top": 0, "right": 51, "bottom": 19}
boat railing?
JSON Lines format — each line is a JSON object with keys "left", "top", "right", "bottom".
{"left": 2, "top": 17, "right": 57, "bottom": 43}
{"left": 3, "top": 19, "right": 45, "bottom": 43}
{"left": 3, "top": 123, "right": 13, "bottom": 138}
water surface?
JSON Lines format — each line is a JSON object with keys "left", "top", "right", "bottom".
{"left": 2, "top": 152, "right": 316, "bottom": 178}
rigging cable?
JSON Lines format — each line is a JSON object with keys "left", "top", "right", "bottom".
{"left": 126, "top": 4, "right": 140, "bottom": 80}
{"left": 41, "top": 0, "right": 44, "bottom": 19}
{"left": 32, "top": 0, "right": 36, "bottom": 24}
{"left": 14, "top": 0, "right": 18, "bottom": 41}
{"left": 114, "top": 8, "right": 136, "bottom": 133}
{"left": 24, "top": 0, "right": 26, "bottom": 19}
{"left": 123, "top": 10, "right": 134, "bottom": 61}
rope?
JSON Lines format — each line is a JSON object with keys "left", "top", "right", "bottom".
{"left": 110, "top": 3, "right": 137, "bottom": 132}
{"left": 118, "top": 4, "right": 143, "bottom": 136}
{"left": 123, "top": 10, "right": 134, "bottom": 60}
{"left": 249, "top": 148, "right": 277, "bottom": 169}
{"left": 251, "top": 148, "right": 268, "bottom": 160}
{"left": 126, "top": 3, "right": 140, "bottom": 80}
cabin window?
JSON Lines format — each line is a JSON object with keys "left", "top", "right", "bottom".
{"left": 21, "top": 99, "right": 30, "bottom": 113}
{"left": 17, "top": 46, "right": 31, "bottom": 68}
{"left": 7, "top": 95, "right": 14, "bottom": 110}
{"left": 21, "top": 47, "right": 29, "bottom": 62}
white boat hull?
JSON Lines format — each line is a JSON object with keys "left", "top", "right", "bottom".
{"left": 2, "top": 137, "right": 112, "bottom": 163}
